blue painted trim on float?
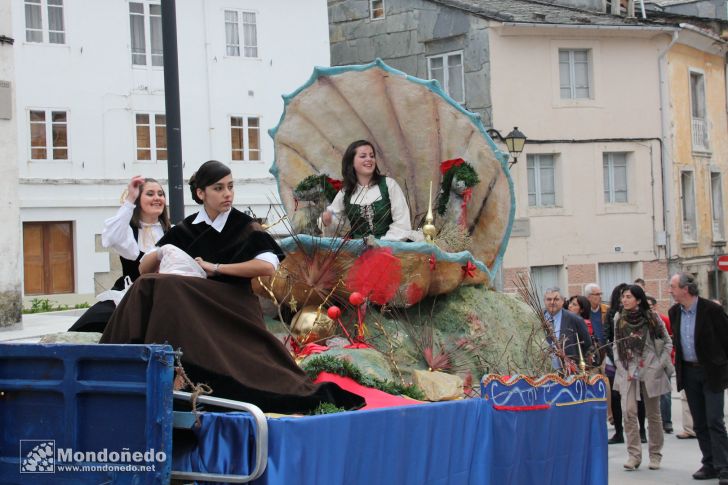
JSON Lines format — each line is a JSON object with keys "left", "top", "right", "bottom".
{"left": 267, "top": 58, "right": 516, "bottom": 280}
{"left": 278, "top": 235, "right": 491, "bottom": 275}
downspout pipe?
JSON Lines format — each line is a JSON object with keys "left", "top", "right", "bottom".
{"left": 658, "top": 29, "right": 679, "bottom": 270}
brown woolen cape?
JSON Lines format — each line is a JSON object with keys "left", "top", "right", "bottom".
{"left": 101, "top": 208, "right": 364, "bottom": 414}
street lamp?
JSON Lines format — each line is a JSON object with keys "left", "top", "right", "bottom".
{"left": 487, "top": 126, "right": 527, "bottom": 168}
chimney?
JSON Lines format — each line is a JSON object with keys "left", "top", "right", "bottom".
{"left": 608, "top": 0, "right": 635, "bottom": 17}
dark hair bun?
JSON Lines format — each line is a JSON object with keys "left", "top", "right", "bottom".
{"left": 188, "top": 160, "right": 231, "bottom": 205}
{"left": 188, "top": 173, "right": 200, "bottom": 204}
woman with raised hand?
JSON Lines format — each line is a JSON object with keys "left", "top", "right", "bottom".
{"left": 69, "top": 176, "right": 170, "bottom": 333}
{"left": 101, "top": 160, "right": 363, "bottom": 414}
{"left": 613, "top": 284, "right": 673, "bottom": 472}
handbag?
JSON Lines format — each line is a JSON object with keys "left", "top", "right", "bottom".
{"left": 96, "top": 276, "right": 133, "bottom": 306}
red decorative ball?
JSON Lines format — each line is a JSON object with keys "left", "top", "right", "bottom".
{"left": 349, "top": 292, "right": 365, "bottom": 306}
{"left": 327, "top": 306, "right": 341, "bottom": 320}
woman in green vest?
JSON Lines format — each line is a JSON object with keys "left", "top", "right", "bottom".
{"left": 321, "top": 140, "right": 422, "bottom": 241}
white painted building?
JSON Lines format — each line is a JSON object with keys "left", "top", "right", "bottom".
{"left": 10, "top": 0, "right": 330, "bottom": 302}
{"left": 0, "top": 1, "right": 22, "bottom": 326}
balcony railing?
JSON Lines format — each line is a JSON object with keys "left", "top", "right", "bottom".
{"left": 692, "top": 118, "right": 709, "bottom": 150}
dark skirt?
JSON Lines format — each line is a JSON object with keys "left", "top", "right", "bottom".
{"left": 68, "top": 300, "right": 116, "bottom": 333}
{"left": 100, "top": 274, "right": 364, "bottom": 414}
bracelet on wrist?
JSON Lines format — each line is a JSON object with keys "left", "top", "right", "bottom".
{"left": 213, "top": 263, "right": 220, "bottom": 276}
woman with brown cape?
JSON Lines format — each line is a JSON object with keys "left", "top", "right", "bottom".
{"left": 101, "top": 160, "right": 364, "bottom": 414}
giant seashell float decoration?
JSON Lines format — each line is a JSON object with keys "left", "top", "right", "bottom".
{"left": 258, "top": 59, "right": 515, "bottom": 307}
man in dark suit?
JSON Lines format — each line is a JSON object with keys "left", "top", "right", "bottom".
{"left": 669, "top": 272, "right": 728, "bottom": 484}
{"left": 544, "top": 287, "right": 592, "bottom": 370}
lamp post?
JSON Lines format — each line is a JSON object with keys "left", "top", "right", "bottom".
{"left": 487, "top": 126, "right": 527, "bottom": 168}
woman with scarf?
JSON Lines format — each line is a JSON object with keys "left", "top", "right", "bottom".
{"left": 613, "top": 284, "right": 673, "bottom": 471}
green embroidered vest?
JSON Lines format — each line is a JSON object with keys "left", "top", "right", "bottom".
{"left": 344, "top": 177, "right": 393, "bottom": 238}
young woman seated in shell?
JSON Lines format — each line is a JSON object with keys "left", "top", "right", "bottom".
{"left": 320, "top": 140, "right": 423, "bottom": 242}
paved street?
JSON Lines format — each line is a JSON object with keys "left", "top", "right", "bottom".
{"left": 607, "top": 384, "right": 724, "bottom": 485}
{"left": 0, "top": 310, "right": 82, "bottom": 343}
{"left": 1, "top": 311, "right": 724, "bottom": 484}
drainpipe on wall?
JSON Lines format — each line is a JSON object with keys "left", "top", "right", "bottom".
{"left": 657, "top": 29, "right": 679, "bottom": 274}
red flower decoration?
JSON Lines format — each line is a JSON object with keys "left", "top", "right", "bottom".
{"left": 428, "top": 254, "right": 437, "bottom": 271}
{"left": 346, "top": 248, "right": 402, "bottom": 305}
{"left": 326, "top": 177, "right": 343, "bottom": 192}
{"left": 461, "top": 260, "right": 477, "bottom": 278}
{"left": 439, "top": 158, "right": 465, "bottom": 175}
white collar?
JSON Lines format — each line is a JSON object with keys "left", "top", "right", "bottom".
{"left": 192, "top": 208, "right": 231, "bottom": 233}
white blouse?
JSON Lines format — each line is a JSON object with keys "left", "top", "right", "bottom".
{"left": 101, "top": 201, "right": 165, "bottom": 260}
{"left": 322, "top": 177, "right": 423, "bottom": 242}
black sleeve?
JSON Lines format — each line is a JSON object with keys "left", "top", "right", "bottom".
{"left": 710, "top": 303, "right": 728, "bottom": 359}
{"left": 156, "top": 226, "right": 180, "bottom": 248}
{"left": 156, "top": 217, "right": 200, "bottom": 253}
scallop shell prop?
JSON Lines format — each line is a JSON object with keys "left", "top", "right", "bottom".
{"left": 264, "top": 59, "right": 515, "bottom": 306}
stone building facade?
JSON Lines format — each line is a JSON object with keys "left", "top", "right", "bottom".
{"left": 329, "top": 0, "right": 494, "bottom": 125}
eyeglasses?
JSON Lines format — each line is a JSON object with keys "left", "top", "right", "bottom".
{"left": 590, "top": 292, "right": 602, "bottom": 296}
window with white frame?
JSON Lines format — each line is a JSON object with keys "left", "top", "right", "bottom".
{"left": 530, "top": 265, "right": 561, "bottom": 301}
{"left": 681, "top": 170, "right": 697, "bottom": 242}
{"left": 230, "top": 116, "right": 260, "bottom": 161}
{"left": 29, "top": 109, "right": 68, "bottom": 161}
{"left": 224, "top": 10, "right": 258, "bottom": 58}
{"left": 135, "top": 113, "right": 167, "bottom": 161}
{"left": 559, "top": 49, "right": 591, "bottom": 99}
{"left": 690, "top": 71, "right": 709, "bottom": 150}
{"left": 370, "top": 0, "right": 385, "bottom": 19}
{"left": 598, "top": 262, "right": 633, "bottom": 298}
{"left": 527, "top": 154, "right": 557, "bottom": 207}
{"left": 603, "top": 152, "right": 628, "bottom": 203}
{"left": 129, "top": 2, "right": 163, "bottom": 67}
{"left": 427, "top": 52, "right": 464, "bottom": 103}
{"left": 711, "top": 171, "right": 725, "bottom": 241}
{"left": 24, "top": 0, "right": 65, "bottom": 44}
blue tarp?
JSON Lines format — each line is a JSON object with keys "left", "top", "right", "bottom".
{"left": 175, "top": 375, "right": 607, "bottom": 485}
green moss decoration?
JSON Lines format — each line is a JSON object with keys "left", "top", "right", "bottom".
{"left": 436, "top": 162, "right": 480, "bottom": 216}
{"left": 293, "top": 174, "right": 341, "bottom": 203}
{"left": 302, "top": 354, "right": 425, "bottom": 401}
{"left": 311, "top": 402, "right": 347, "bottom": 415}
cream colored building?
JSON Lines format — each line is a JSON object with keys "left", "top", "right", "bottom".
{"left": 664, "top": 26, "right": 728, "bottom": 302}
{"left": 490, "top": 23, "right": 674, "bottom": 304}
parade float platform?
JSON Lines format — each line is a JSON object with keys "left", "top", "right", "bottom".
{"left": 0, "top": 344, "right": 607, "bottom": 485}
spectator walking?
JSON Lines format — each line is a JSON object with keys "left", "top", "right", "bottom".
{"left": 613, "top": 284, "right": 673, "bottom": 471}
{"left": 605, "top": 283, "right": 647, "bottom": 444}
{"left": 669, "top": 272, "right": 728, "bottom": 484}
